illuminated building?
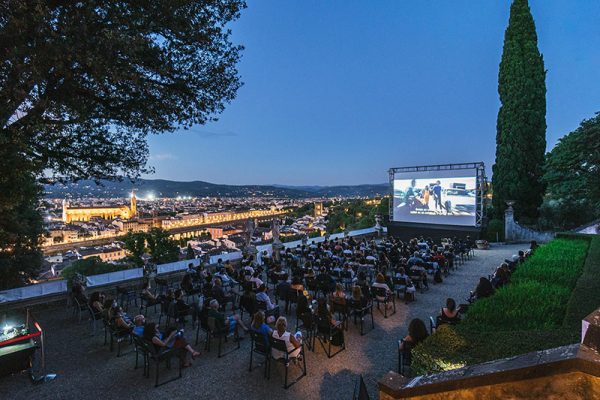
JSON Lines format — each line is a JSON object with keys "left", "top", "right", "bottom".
{"left": 62, "top": 192, "right": 137, "bottom": 223}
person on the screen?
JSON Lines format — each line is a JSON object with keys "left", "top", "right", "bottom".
{"left": 421, "top": 185, "right": 430, "bottom": 209}
{"left": 403, "top": 179, "right": 417, "bottom": 210}
{"left": 433, "top": 180, "right": 443, "bottom": 213}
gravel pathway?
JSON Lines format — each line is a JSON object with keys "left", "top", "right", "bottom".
{"left": 0, "top": 244, "right": 524, "bottom": 400}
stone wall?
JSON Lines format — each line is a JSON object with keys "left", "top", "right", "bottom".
{"left": 504, "top": 205, "right": 554, "bottom": 243}
{"left": 378, "top": 307, "right": 600, "bottom": 400}
{"left": 380, "top": 372, "right": 600, "bottom": 400}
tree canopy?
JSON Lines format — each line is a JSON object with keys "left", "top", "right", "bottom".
{"left": 540, "top": 113, "right": 600, "bottom": 229}
{"left": 1, "top": 0, "right": 245, "bottom": 181}
{"left": 123, "top": 228, "right": 180, "bottom": 266}
{"left": 492, "top": 0, "right": 546, "bottom": 221}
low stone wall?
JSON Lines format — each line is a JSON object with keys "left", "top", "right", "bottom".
{"left": 504, "top": 205, "right": 554, "bottom": 243}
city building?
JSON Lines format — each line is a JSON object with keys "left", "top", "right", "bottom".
{"left": 62, "top": 192, "right": 137, "bottom": 223}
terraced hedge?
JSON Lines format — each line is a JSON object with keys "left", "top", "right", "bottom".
{"left": 411, "top": 236, "right": 598, "bottom": 376}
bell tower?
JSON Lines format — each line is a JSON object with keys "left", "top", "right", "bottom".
{"left": 130, "top": 190, "right": 137, "bottom": 219}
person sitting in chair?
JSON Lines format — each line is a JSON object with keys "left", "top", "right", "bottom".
{"left": 271, "top": 316, "right": 302, "bottom": 360}
{"left": 143, "top": 322, "right": 200, "bottom": 367}
{"left": 399, "top": 318, "right": 429, "bottom": 352}
{"left": 207, "top": 299, "right": 248, "bottom": 339}
{"left": 211, "top": 278, "right": 234, "bottom": 309}
{"left": 437, "top": 298, "right": 461, "bottom": 325}
{"left": 371, "top": 273, "right": 393, "bottom": 307}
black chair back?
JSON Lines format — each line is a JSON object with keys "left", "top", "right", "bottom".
{"left": 250, "top": 330, "right": 270, "bottom": 354}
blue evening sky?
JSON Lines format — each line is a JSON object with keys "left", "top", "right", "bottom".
{"left": 145, "top": 0, "right": 600, "bottom": 185}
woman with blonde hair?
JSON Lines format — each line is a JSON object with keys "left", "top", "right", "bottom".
{"left": 271, "top": 316, "right": 302, "bottom": 359}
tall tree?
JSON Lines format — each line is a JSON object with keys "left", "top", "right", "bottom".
{"left": 0, "top": 1, "right": 245, "bottom": 288}
{"left": 492, "top": 0, "right": 547, "bottom": 221}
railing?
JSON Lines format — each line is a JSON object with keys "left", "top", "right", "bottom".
{"left": 0, "top": 226, "right": 384, "bottom": 311}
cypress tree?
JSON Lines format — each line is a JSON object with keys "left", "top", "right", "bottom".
{"left": 492, "top": 0, "right": 547, "bottom": 221}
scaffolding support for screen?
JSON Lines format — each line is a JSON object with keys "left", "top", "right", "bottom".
{"left": 388, "top": 162, "right": 486, "bottom": 228}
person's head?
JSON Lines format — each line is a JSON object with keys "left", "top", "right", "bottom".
{"left": 352, "top": 286, "right": 362, "bottom": 300}
{"left": 518, "top": 250, "right": 524, "bottom": 257}
{"left": 209, "top": 299, "right": 219, "bottom": 310}
{"left": 252, "top": 311, "right": 265, "bottom": 329}
{"left": 398, "top": 267, "right": 406, "bottom": 275}
{"left": 408, "top": 318, "right": 429, "bottom": 344}
{"left": 446, "top": 298, "right": 456, "bottom": 312}
{"left": 335, "top": 283, "right": 344, "bottom": 293}
{"left": 258, "top": 283, "right": 266, "bottom": 293}
{"left": 436, "top": 180, "right": 440, "bottom": 185}
{"left": 413, "top": 251, "right": 420, "bottom": 257}
{"left": 411, "top": 179, "right": 416, "bottom": 187}
{"left": 188, "top": 262, "right": 194, "bottom": 270}
{"left": 134, "top": 315, "right": 145, "bottom": 326}
{"left": 214, "top": 278, "right": 222, "bottom": 287}
{"left": 217, "top": 258, "right": 223, "bottom": 264}
{"left": 375, "top": 273, "right": 385, "bottom": 284}
{"left": 275, "top": 316, "right": 287, "bottom": 333}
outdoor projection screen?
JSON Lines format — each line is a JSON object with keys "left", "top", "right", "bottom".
{"left": 391, "top": 166, "right": 479, "bottom": 227}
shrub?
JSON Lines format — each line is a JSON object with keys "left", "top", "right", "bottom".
{"left": 485, "top": 219, "right": 504, "bottom": 242}
{"left": 411, "top": 326, "right": 573, "bottom": 376}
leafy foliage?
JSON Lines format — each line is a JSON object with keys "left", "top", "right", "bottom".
{"left": 412, "top": 237, "right": 594, "bottom": 375}
{"left": 484, "top": 218, "right": 504, "bottom": 242}
{"left": 541, "top": 113, "right": 600, "bottom": 230}
{"left": 492, "top": 0, "right": 546, "bottom": 220}
{"left": 1, "top": 0, "right": 246, "bottom": 182}
{"left": 325, "top": 198, "right": 388, "bottom": 233}
{"left": 0, "top": 147, "right": 44, "bottom": 290}
{"left": 123, "top": 228, "right": 179, "bottom": 266}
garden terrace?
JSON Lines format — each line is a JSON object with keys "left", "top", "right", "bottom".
{"left": 411, "top": 235, "right": 600, "bottom": 376}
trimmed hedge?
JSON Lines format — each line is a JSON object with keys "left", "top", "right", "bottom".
{"left": 563, "top": 236, "right": 600, "bottom": 329}
{"left": 411, "top": 325, "right": 572, "bottom": 375}
{"left": 462, "top": 239, "right": 589, "bottom": 331}
{"left": 411, "top": 236, "right": 598, "bottom": 376}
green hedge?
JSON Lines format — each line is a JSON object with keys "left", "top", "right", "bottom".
{"left": 563, "top": 236, "right": 600, "bottom": 329}
{"left": 411, "top": 236, "right": 598, "bottom": 376}
{"left": 411, "top": 325, "right": 572, "bottom": 376}
{"left": 462, "top": 238, "right": 589, "bottom": 331}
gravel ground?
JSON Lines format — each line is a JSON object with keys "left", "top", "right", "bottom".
{"left": 0, "top": 244, "right": 524, "bottom": 400}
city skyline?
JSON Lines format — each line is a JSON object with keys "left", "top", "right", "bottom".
{"left": 145, "top": 0, "right": 600, "bottom": 186}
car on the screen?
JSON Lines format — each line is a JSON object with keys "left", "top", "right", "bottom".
{"left": 443, "top": 188, "right": 476, "bottom": 214}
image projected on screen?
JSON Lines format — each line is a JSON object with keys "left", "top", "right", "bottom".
{"left": 393, "top": 176, "right": 476, "bottom": 226}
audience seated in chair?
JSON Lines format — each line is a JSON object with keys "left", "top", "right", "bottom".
{"left": 399, "top": 318, "right": 429, "bottom": 353}
{"left": 143, "top": 322, "right": 200, "bottom": 367}
{"left": 271, "top": 317, "right": 302, "bottom": 361}
{"left": 207, "top": 299, "right": 248, "bottom": 339}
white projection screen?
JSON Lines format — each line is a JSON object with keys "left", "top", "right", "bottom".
{"left": 392, "top": 168, "right": 478, "bottom": 227}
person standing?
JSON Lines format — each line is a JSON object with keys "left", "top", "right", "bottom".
{"left": 433, "top": 180, "right": 443, "bottom": 212}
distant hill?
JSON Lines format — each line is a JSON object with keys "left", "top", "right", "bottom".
{"left": 44, "top": 179, "right": 388, "bottom": 199}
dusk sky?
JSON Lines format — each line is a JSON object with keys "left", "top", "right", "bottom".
{"left": 144, "top": 0, "right": 600, "bottom": 186}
